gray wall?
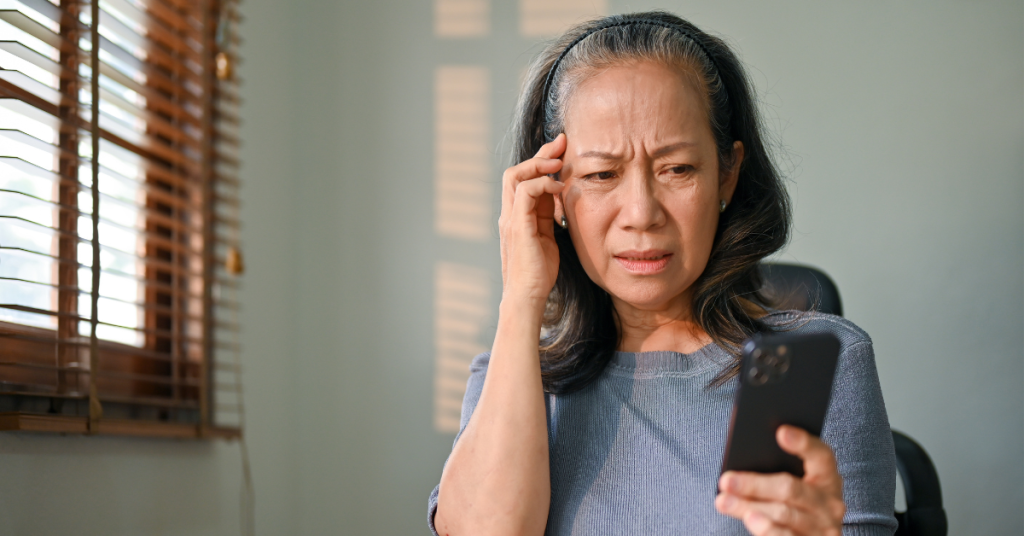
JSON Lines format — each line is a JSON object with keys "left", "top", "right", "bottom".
{"left": 0, "top": 1, "right": 1020, "bottom": 535}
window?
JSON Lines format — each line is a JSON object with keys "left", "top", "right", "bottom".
{"left": 0, "top": 0, "right": 241, "bottom": 438}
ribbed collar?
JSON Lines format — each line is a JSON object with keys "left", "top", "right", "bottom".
{"left": 609, "top": 343, "right": 731, "bottom": 374}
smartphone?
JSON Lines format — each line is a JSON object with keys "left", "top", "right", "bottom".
{"left": 720, "top": 332, "right": 840, "bottom": 477}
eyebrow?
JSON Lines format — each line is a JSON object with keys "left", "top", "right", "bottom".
{"left": 577, "top": 141, "right": 697, "bottom": 161}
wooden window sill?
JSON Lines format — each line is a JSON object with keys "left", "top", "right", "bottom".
{"left": 0, "top": 413, "right": 241, "bottom": 440}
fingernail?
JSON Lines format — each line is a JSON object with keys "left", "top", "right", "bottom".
{"left": 748, "top": 511, "right": 767, "bottom": 526}
{"left": 718, "top": 494, "right": 735, "bottom": 509}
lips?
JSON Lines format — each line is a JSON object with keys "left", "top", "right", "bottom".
{"left": 614, "top": 249, "right": 673, "bottom": 275}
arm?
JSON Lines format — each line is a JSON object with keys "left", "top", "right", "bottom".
{"left": 434, "top": 301, "right": 551, "bottom": 536}
{"left": 824, "top": 339, "right": 898, "bottom": 534}
{"left": 433, "top": 135, "right": 567, "bottom": 536}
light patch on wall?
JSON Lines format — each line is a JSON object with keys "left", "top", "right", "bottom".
{"left": 435, "top": 0, "right": 490, "bottom": 38}
{"left": 519, "top": 0, "right": 607, "bottom": 37}
{"left": 434, "top": 65, "right": 492, "bottom": 242}
{"left": 434, "top": 261, "right": 491, "bottom": 433}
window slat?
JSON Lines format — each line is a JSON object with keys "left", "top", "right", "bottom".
{"left": 1, "top": 155, "right": 203, "bottom": 216}
{"left": 0, "top": 200, "right": 207, "bottom": 260}
{"left": 0, "top": 304, "right": 206, "bottom": 344}
{"left": 102, "top": 0, "right": 203, "bottom": 60}
{"left": 0, "top": 248, "right": 212, "bottom": 304}
{"left": 0, "top": 277, "right": 215, "bottom": 326}
{"left": 145, "top": 0, "right": 202, "bottom": 34}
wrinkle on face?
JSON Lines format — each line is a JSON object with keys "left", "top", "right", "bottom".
{"left": 558, "top": 60, "right": 725, "bottom": 327}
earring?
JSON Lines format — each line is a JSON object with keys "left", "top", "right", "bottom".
{"left": 719, "top": 200, "right": 727, "bottom": 213}
{"left": 560, "top": 215, "right": 568, "bottom": 228}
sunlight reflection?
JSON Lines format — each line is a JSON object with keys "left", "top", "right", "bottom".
{"left": 434, "top": 65, "right": 491, "bottom": 242}
{"left": 434, "top": 261, "right": 491, "bottom": 433}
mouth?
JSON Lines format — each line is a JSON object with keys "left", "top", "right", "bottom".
{"left": 614, "top": 250, "right": 673, "bottom": 275}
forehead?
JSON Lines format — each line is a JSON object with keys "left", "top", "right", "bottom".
{"left": 562, "top": 61, "right": 713, "bottom": 151}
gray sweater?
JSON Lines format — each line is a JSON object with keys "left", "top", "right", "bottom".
{"left": 428, "top": 312, "right": 898, "bottom": 535}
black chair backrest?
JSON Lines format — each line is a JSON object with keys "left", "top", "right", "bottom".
{"left": 892, "top": 431, "right": 948, "bottom": 536}
{"left": 761, "top": 262, "right": 843, "bottom": 316}
{"left": 760, "top": 262, "right": 947, "bottom": 536}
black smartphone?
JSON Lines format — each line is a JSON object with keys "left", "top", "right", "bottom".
{"left": 721, "top": 332, "right": 840, "bottom": 477}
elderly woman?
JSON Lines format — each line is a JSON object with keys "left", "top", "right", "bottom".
{"left": 429, "top": 11, "right": 895, "bottom": 536}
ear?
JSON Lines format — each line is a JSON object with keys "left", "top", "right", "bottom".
{"left": 553, "top": 191, "right": 566, "bottom": 225}
{"left": 719, "top": 141, "right": 744, "bottom": 204}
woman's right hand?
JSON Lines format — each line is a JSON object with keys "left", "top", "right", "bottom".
{"left": 499, "top": 133, "right": 567, "bottom": 309}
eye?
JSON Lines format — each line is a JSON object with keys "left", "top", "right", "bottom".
{"left": 583, "top": 170, "right": 617, "bottom": 181}
{"left": 666, "top": 165, "right": 694, "bottom": 175}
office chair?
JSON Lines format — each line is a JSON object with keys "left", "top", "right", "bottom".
{"left": 761, "top": 262, "right": 948, "bottom": 536}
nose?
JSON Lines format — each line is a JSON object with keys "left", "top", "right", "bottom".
{"left": 617, "top": 170, "right": 666, "bottom": 232}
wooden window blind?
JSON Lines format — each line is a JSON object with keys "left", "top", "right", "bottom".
{"left": 0, "top": 0, "right": 242, "bottom": 438}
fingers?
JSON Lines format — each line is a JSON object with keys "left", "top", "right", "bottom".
{"left": 498, "top": 134, "right": 566, "bottom": 288}
{"left": 776, "top": 426, "right": 841, "bottom": 489}
{"left": 716, "top": 427, "right": 845, "bottom": 535}
{"left": 742, "top": 511, "right": 795, "bottom": 536}
{"left": 716, "top": 491, "right": 843, "bottom": 536}
{"left": 716, "top": 494, "right": 809, "bottom": 535}
{"left": 535, "top": 132, "right": 567, "bottom": 159}
{"left": 720, "top": 470, "right": 807, "bottom": 504}
{"left": 511, "top": 175, "right": 564, "bottom": 229}
{"left": 500, "top": 135, "right": 566, "bottom": 226}
{"left": 718, "top": 458, "right": 845, "bottom": 534}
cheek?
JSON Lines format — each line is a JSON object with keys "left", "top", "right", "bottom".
{"left": 670, "top": 198, "right": 720, "bottom": 271}
{"left": 564, "top": 190, "right": 615, "bottom": 274}
{"left": 563, "top": 181, "right": 723, "bottom": 301}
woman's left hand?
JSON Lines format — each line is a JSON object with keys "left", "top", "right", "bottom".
{"left": 715, "top": 425, "right": 846, "bottom": 536}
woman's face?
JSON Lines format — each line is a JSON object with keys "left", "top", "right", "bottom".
{"left": 556, "top": 61, "right": 741, "bottom": 314}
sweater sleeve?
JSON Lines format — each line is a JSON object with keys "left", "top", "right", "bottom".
{"left": 821, "top": 337, "right": 899, "bottom": 536}
{"left": 427, "top": 352, "right": 492, "bottom": 536}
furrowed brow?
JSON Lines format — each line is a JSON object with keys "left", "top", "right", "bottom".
{"left": 578, "top": 150, "right": 622, "bottom": 160}
{"left": 651, "top": 141, "right": 697, "bottom": 158}
{"left": 577, "top": 142, "right": 697, "bottom": 161}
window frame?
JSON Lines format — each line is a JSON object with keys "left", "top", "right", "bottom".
{"left": 0, "top": 0, "right": 241, "bottom": 439}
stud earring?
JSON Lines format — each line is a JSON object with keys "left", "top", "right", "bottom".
{"left": 719, "top": 200, "right": 727, "bottom": 213}
{"left": 560, "top": 215, "right": 568, "bottom": 228}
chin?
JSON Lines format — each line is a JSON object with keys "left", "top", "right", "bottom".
{"left": 606, "top": 278, "right": 687, "bottom": 311}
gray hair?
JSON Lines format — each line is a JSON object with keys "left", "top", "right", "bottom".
{"left": 512, "top": 12, "right": 735, "bottom": 171}
{"left": 508, "top": 12, "right": 793, "bottom": 393}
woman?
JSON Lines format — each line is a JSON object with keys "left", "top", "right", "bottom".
{"left": 429, "top": 11, "right": 896, "bottom": 536}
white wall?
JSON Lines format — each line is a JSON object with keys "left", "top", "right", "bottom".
{"left": 660, "top": 3, "right": 1023, "bottom": 533}
{"left": 0, "top": 1, "right": 1018, "bottom": 535}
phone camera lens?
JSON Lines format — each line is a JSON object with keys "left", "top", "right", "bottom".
{"left": 776, "top": 345, "right": 788, "bottom": 357}
{"left": 748, "top": 367, "right": 768, "bottom": 385}
{"left": 751, "top": 348, "right": 763, "bottom": 360}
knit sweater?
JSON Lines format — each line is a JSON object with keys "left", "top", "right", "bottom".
{"left": 428, "top": 312, "right": 898, "bottom": 535}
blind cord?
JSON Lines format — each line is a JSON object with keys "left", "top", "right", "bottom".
{"left": 211, "top": 3, "right": 253, "bottom": 533}
{"left": 233, "top": 300, "right": 254, "bottom": 536}
{"left": 87, "top": 0, "right": 103, "bottom": 428}
{"left": 225, "top": 109, "right": 253, "bottom": 534}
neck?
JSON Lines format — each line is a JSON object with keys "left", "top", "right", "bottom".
{"left": 613, "top": 291, "right": 711, "bottom": 354}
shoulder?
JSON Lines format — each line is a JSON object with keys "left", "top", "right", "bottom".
{"left": 766, "top": 311, "right": 884, "bottom": 410}
{"left": 469, "top": 352, "right": 492, "bottom": 373}
{"left": 763, "top": 310, "right": 872, "bottom": 353}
